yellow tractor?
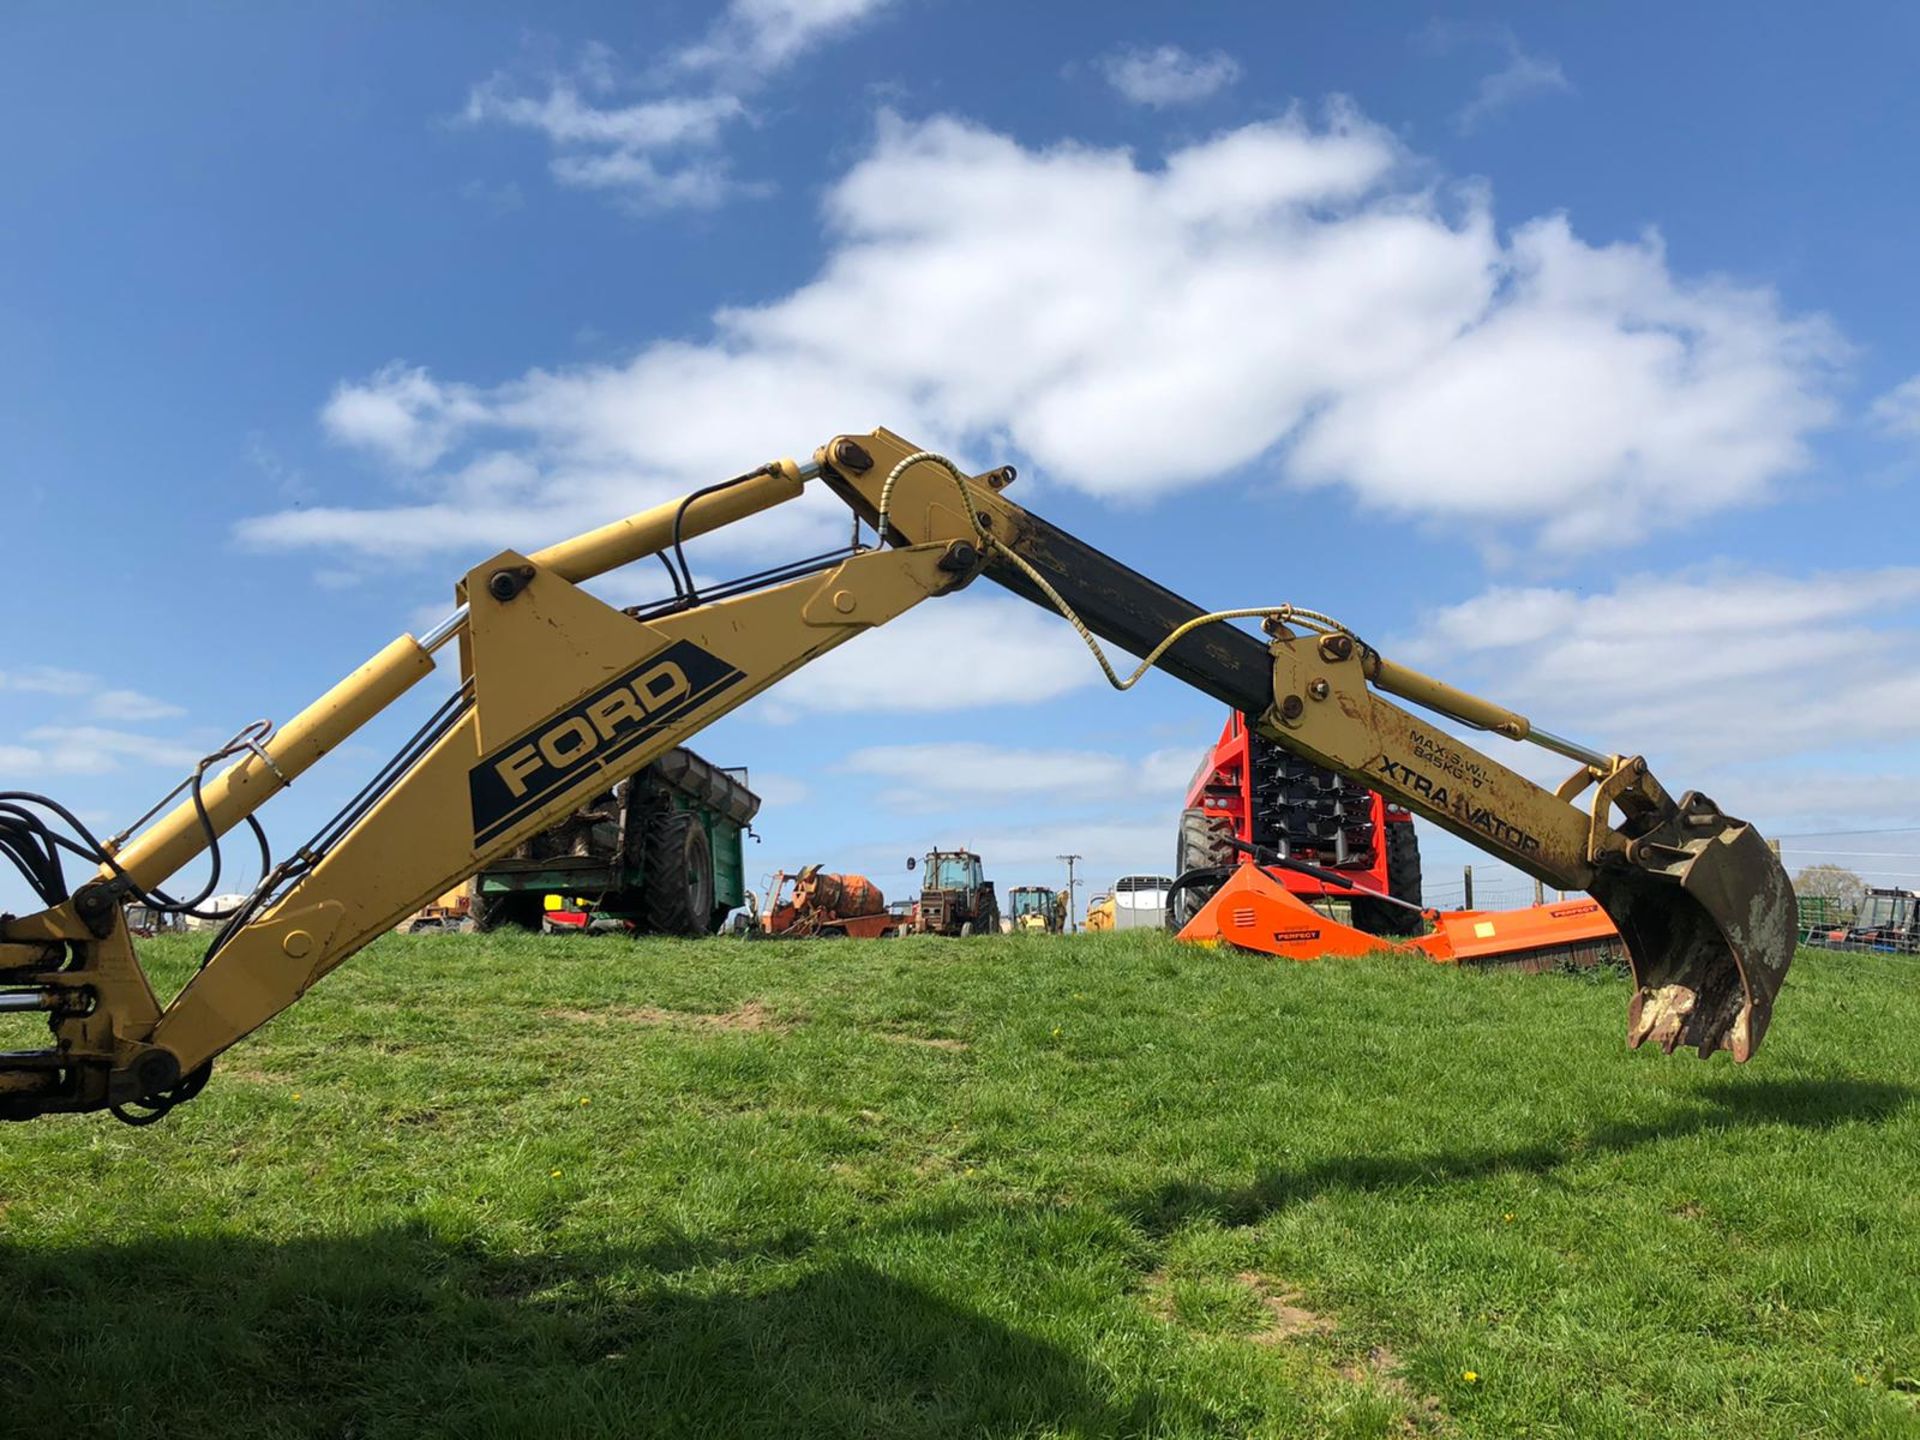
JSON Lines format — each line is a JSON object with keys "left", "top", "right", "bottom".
{"left": 1006, "top": 885, "right": 1066, "bottom": 933}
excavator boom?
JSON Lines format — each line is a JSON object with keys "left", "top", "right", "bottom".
{"left": 0, "top": 430, "right": 1794, "bottom": 1122}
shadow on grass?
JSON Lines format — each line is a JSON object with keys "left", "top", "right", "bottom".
{"left": 0, "top": 1227, "right": 1169, "bottom": 1440}
{"left": 10, "top": 1081, "right": 1902, "bottom": 1436}
{"left": 1120, "top": 1075, "right": 1913, "bottom": 1235}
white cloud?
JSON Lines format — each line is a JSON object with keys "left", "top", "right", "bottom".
{"left": 1870, "top": 374, "right": 1920, "bottom": 438}
{"left": 758, "top": 597, "right": 1115, "bottom": 717}
{"left": 1425, "top": 23, "right": 1572, "bottom": 134}
{"left": 463, "top": 74, "right": 749, "bottom": 211}
{"left": 842, "top": 739, "right": 1192, "bottom": 810}
{"left": 467, "top": 85, "right": 743, "bottom": 151}
{"left": 89, "top": 689, "right": 185, "bottom": 722}
{"left": 321, "top": 363, "right": 487, "bottom": 469}
{"left": 0, "top": 671, "right": 192, "bottom": 781}
{"left": 1, "top": 671, "right": 184, "bottom": 724}
{"left": 2, "top": 726, "right": 203, "bottom": 777}
{"left": 1098, "top": 44, "right": 1241, "bottom": 107}
{"left": 243, "top": 356, "right": 874, "bottom": 562}
{"left": 676, "top": 0, "right": 897, "bottom": 75}
{"left": 0, "top": 666, "right": 93, "bottom": 697}
{"left": 746, "top": 771, "right": 812, "bottom": 808}
{"left": 1395, "top": 567, "right": 1920, "bottom": 821}
{"left": 260, "top": 105, "right": 1838, "bottom": 565}
{"left": 1457, "top": 49, "right": 1569, "bottom": 133}
{"left": 1291, "top": 217, "right": 1838, "bottom": 549}
{"left": 1730, "top": 772, "right": 1920, "bottom": 834}
{"left": 466, "top": 5, "right": 895, "bottom": 212}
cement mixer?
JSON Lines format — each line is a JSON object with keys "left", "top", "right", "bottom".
{"left": 759, "top": 865, "right": 892, "bottom": 938}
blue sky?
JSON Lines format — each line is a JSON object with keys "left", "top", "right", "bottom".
{"left": 5, "top": 1, "right": 1920, "bottom": 915}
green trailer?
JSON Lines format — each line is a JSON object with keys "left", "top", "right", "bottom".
{"left": 471, "top": 747, "right": 760, "bottom": 936}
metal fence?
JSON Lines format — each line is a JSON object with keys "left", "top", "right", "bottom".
{"left": 1417, "top": 830, "right": 1920, "bottom": 956}
{"left": 1421, "top": 867, "right": 1570, "bottom": 914}
{"left": 1777, "top": 829, "right": 1920, "bottom": 956}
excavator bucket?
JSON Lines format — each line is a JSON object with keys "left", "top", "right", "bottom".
{"left": 1590, "top": 801, "right": 1796, "bottom": 1063}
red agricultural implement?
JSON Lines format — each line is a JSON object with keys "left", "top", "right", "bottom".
{"left": 1177, "top": 861, "right": 1623, "bottom": 969}
{"left": 1175, "top": 711, "right": 1422, "bottom": 935}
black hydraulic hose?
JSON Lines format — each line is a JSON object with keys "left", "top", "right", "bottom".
{"left": 1165, "top": 865, "right": 1237, "bottom": 904}
{"left": 0, "top": 807, "right": 65, "bottom": 902}
{"left": 0, "top": 792, "right": 185, "bottom": 909}
{"left": 170, "top": 769, "right": 224, "bottom": 911}
{"left": 0, "top": 828, "right": 60, "bottom": 905}
{"left": 625, "top": 547, "right": 860, "bottom": 623}
{"left": 1228, "top": 837, "right": 1357, "bottom": 890}
{"left": 667, "top": 465, "right": 779, "bottom": 606}
{"left": 0, "top": 784, "right": 273, "bottom": 923}
{"left": 656, "top": 550, "right": 686, "bottom": 603}
{"left": 1163, "top": 864, "right": 1236, "bottom": 933}
{"left": 1227, "top": 837, "right": 1426, "bottom": 914}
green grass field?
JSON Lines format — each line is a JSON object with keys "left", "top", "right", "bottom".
{"left": 1, "top": 931, "right": 1915, "bottom": 1439}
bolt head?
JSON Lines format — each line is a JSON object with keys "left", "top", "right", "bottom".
{"left": 134, "top": 1049, "right": 179, "bottom": 1094}
{"left": 936, "top": 541, "right": 979, "bottom": 574}
{"left": 832, "top": 438, "right": 874, "bottom": 472}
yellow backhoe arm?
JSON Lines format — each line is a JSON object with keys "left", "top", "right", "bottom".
{"left": 0, "top": 430, "right": 1795, "bottom": 1122}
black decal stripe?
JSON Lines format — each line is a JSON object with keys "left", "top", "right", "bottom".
{"left": 468, "top": 640, "right": 747, "bottom": 846}
{"left": 472, "top": 667, "right": 744, "bottom": 844}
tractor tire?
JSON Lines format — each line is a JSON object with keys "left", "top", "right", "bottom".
{"left": 470, "top": 891, "right": 544, "bottom": 933}
{"left": 1350, "top": 822, "right": 1424, "bottom": 937}
{"left": 643, "top": 810, "right": 716, "bottom": 937}
{"left": 1171, "top": 808, "right": 1236, "bottom": 930}
{"left": 959, "top": 921, "right": 974, "bottom": 938}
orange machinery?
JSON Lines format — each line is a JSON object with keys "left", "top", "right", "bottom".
{"left": 1177, "top": 859, "right": 1622, "bottom": 969}
{"left": 760, "top": 866, "right": 894, "bottom": 939}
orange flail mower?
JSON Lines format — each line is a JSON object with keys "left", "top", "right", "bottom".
{"left": 1177, "top": 863, "right": 1624, "bottom": 969}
